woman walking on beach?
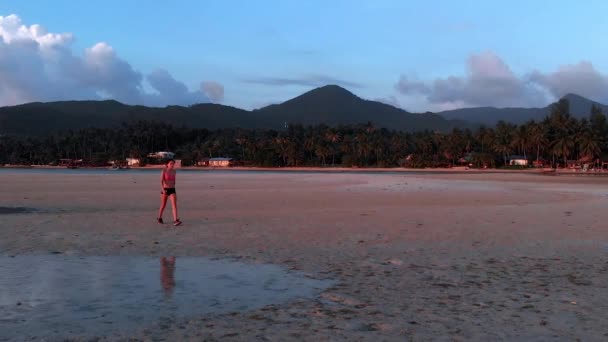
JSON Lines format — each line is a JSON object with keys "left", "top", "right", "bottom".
{"left": 157, "top": 159, "right": 182, "bottom": 226}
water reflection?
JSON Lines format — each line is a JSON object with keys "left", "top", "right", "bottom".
{"left": 0, "top": 255, "right": 333, "bottom": 340}
{"left": 160, "top": 256, "right": 176, "bottom": 297}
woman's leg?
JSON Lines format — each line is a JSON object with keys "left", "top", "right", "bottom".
{"left": 169, "top": 194, "right": 179, "bottom": 222}
{"left": 158, "top": 193, "right": 168, "bottom": 219}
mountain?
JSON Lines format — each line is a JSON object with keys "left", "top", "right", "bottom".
{"left": 0, "top": 85, "right": 469, "bottom": 136}
{"left": 0, "top": 100, "right": 271, "bottom": 136}
{"left": 255, "top": 85, "right": 467, "bottom": 131}
{"left": 437, "top": 94, "right": 608, "bottom": 126}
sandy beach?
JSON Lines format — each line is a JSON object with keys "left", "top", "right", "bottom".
{"left": 2, "top": 170, "right": 608, "bottom": 341}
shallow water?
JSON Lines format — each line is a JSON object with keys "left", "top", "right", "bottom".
{"left": 0, "top": 255, "right": 333, "bottom": 340}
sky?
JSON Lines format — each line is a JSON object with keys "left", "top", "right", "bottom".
{"left": 1, "top": 0, "right": 607, "bottom": 112}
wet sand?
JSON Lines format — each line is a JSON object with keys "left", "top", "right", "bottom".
{"left": 2, "top": 171, "right": 608, "bottom": 341}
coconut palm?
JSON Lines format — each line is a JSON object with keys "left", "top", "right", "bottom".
{"left": 493, "top": 121, "right": 515, "bottom": 166}
{"left": 527, "top": 121, "right": 547, "bottom": 163}
{"left": 511, "top": 125, "right": 529, "bottom": 160}
{"left": 325, "top": 129, "right": 342, "bottom": 166}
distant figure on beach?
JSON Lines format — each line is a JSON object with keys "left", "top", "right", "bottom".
{"left": 157, "top": 159, "right": 182, "bottom": 226}
{"left": 160, "top": 256, "right": 176, "bottom": 296}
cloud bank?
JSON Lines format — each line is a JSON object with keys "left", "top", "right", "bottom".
{"left": 395, "top": 51, "right": 608, "bottom": 110}
{"left": 0, "top": 14, "right": 222, "bottom": 107}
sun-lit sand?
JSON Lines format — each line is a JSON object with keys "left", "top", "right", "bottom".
{"left": 2, "top": 170, "right": 608, "bottom": 340}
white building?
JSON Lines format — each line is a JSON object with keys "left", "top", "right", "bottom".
{"left": 209, "top": 157, "right": 233, "bottom": 167}
{"left": 126, "top": 158, "right": 141, "bottom": 166}
{"left": 509, "top": 155, "right": 528, "bottom": 166}
{"left": 148, "top": 151, "right": 175, "bottom": 159}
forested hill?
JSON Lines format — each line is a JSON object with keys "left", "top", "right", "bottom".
{"left": 0, "top": 85, "right": 469, "bottom": 136}
{"left": 438, "top": 93, "right": 608, "bottom": 126}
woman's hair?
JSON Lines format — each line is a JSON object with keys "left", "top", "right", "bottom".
{"left": 165, "top": 159, "right": 175, "bottom": 166}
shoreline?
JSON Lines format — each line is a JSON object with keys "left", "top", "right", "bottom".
{"left": 3, "top": 164, "right": 607, "bottom": 176}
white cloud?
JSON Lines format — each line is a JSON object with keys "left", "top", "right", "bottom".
{"left": 0, "top": 14, "right": 222, "bottom": 107}
{"left": 396, "top": 52, "right": 546, "bottom": 109}
{"left": 395, "top": 76, "right": 429, "bottom": 95}
{"left": 395, "top": 51, "right": 608, "bottom": 110}
{"left": 528, "top": 61, "right": 608, "bottom": 103}
{"left": 201, "top": 81, "right": 224, "bottom": 103}
{"left": 145, "top": 69, "right": 210, "bottom": 106}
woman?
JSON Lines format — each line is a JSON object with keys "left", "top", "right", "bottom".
{"left": 157, "top": 159, "right": 182, "bottom": 226}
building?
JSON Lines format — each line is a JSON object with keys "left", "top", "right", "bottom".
{"left": 209, "top": 157, "right": 233, "bottom": 167}
{"left": 126, "top": 158, "right": 141, "bottom": 166}
{"left": 59, "top": 159, "right": 83, "bottom": 168}
{"left": 147, "top": 151, "right": 175, "bottom": 160}
{"left": 508, "top": 155, "right": 528, "bottom": 166}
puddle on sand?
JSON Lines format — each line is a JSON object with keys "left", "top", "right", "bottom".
{"left": 0, "top": 207, "right": 36, "bottom": 215}
{"left": 0, "top": 255, "right": 333, "bottom": 340}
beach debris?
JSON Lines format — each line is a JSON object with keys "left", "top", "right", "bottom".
{"left": 357, "top": 323, "right": 380, "bottom": 331}
{"left": 382, "top": 259, "right": 403, "bottom": 266}
{"left": 432, "top": 282, "right": 458, "bottom": 288}
{"left": 320, "top": 293, "right": 363, "bottom": 306}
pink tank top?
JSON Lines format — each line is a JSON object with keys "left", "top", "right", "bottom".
{"left": 163, "top": 170, "right": 176, "bottom": 187}
{"left": 163, "top": 172, "right": 175, "bottom": 181}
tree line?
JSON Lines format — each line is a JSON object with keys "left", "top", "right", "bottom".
{"left": 1, "top": 99, "right": 606, "bottom": 168}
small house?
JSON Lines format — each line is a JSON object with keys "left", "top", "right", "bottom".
{"left": 508, "top": 155, "right": 528, "bottom": 166}
{"left": 147, "top": 151, "right": 175, "bottom": 160}
{"left": 209, "top": 157, "right": 233, "bottom": 167}
{"left": 126, "top": 158, "right": 141, "bottom": 166}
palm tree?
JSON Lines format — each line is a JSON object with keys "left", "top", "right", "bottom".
{"left": 371, "top": 132, "right": 387, "bottom": 166}
{"left": 325, "top": 129, "right": 342, "bottom": 166}
{"left": 552, "top": 134, "right": 575, "bottom": 167}
{"left": 303, "top": 128, "right": 317, "bottom": 162}
{"left": 589, "top": 105, "right": 607, "bottom": 152}
{"left": 493, "top": 121, "right": 515, "bottom": 166}
{"left": 235, "top": 136, "right": 248, "bottom": 161}
{"left": 475, "top": 126, "right": 494, "bottom": 153}
{"left": 511, "top": 125, "right": 529, "bottom": 160}
{"left": 273, "top": 136, "right": 290, "bottom": 166}
{"left": 578, "top": 131, "right": 601, "bottom": 161}
{"left": 576, "top": 119, "right": 601, "bottom": 162}
{"left": 527, "top": 121, "right": 547, "bottom": 163}
{"left": 314, "top": 143, "right": 330, "bottom": 166}
{"left": 444, "top": 129, "right": 465, "bottom": 165}
{"left": 355, "top": 130, "right": 371, "bottom": 166}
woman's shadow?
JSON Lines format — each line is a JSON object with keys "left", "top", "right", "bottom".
{"left": 160, "top": 256, "right": 176, "bottom": 298}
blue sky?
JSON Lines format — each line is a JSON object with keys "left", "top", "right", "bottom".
{"left": 1, "top": 0, "right": 607, "bottom": 111}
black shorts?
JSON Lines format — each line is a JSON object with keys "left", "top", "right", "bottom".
{"left": 163, "top": 188, "right": 176, "bottom": 195}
